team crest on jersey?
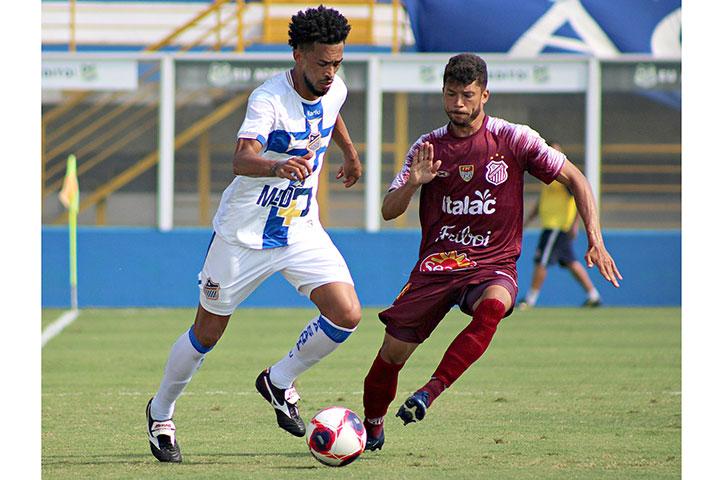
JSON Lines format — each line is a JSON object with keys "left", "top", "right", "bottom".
{"left": 459, "top": 165, "right": 474, "bottom": 182}
{"left": 485, "top": 157, "right": 508, "bottom": 186}
{"left": 307, "top": 132, "right": 322, "bottom": 152}
{"left": 203, "top": 278, "right": 220, "bottom": 300}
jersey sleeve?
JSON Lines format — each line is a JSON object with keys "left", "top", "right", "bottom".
{"left": 236, "top": 90, "right": 276, "bottom": 147}
{"left": 388, "top": 134, "right": 426, "bottom": 191}
{"left": 501, "top": 120, "right": 566, "bottom": 185}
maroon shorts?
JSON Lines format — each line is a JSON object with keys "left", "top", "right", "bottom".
{"left": 378, "top": 268, "right": 518, "bottom": 344}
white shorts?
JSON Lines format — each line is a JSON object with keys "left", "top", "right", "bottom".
{"left": 198, "top": 231, "right": 354, "bottom": 316}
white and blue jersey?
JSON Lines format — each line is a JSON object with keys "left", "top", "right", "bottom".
{"left": 213, "top": 70, "right": 347, "bottom": 249}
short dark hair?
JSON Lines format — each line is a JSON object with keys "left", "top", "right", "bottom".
{"left": 288, "top": 5, "right": 351, "bottom": 50}
{"left": 443, "top": 53, "right": 488, "bottom": 89}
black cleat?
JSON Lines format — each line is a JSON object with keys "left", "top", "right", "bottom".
{"left": 146, "top": 398, "right": 182, "bottom": 463}
{"left": 364, "top": 419, "right": 385, "bottom": 451}
{"left": 582, "top": 298, "right": 602, "bottom": 307}
{"left": 255, "top": 369, "right": 306, "bottom": 437}
{"left": 396, "top": 391, "right": 429, "bottom": 426}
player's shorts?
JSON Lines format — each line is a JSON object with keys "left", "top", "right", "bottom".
{"left": 378, "top": 268, "right": 518, "bottom": 344}
{"left": 198, "top": 230, "right": 354, "bottom": 316}
{"left": 533, "top": 228, "right": 577, "bottom": 267}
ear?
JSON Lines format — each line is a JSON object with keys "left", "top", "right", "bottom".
{"left": 481, "top": 89, "right": 490, "bottom": 105}
{"left": 292, "top": 48, "right": 302, "bottom": 64}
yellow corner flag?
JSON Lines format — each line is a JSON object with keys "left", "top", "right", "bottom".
{"left": 59, "top": 154, "right": 79, "bottom": 310}
{"left": 58, "top": 154, "right": 79, "bottom": 212}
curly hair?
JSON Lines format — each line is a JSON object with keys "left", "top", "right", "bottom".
{"left": 443, "top": 53, "right": 488, "bottom": 89}
{"left": 288, "top": 5, "right": 351, "bottom": 49}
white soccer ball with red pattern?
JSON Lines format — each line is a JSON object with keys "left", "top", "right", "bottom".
{"left": 306, "top": 406, "right": 366, "bottom": 467}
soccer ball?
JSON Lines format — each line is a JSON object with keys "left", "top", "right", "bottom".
{"left": 306, "top": 406, "right": 366, "bottom": 467}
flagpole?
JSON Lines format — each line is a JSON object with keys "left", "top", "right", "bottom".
{"left": 60, "top": 154, "right": 79, "bottom": 311}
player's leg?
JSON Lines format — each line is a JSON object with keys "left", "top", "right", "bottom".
{"left": 363, "top": 332, "right": 419, "bottom": 450}
{"left": 567, "top": 260, "right": 601, "bottom": 306}
{"left": 256, "top": 235, "right": 359, "bottom": 437}
{"left": 397, "top": 277, "right": 515, "bottom": 425}
{"left": 557, "top": 234, "right": 601, "bottom": 306}
{"left": 520, "top": 229, "right": 556, "bottom": 308}
{"left": 267, "top": 281, "right": 361, "bottom": 389}
{"left": 147, "top": 306, "right": 229, "bottom": 462}
{"left": 147, "top": 233, "right": 270, "bottom": 460}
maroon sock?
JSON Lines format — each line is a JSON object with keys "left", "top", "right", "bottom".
{"left": 422, "top": 298, "right": 506, "bottom": 405}
{"left": 363, "top": 352, "right": 404, "bottom": 421}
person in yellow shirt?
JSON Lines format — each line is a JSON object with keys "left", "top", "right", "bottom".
{"left": 519, "top": 141, "right": 601, "bottom": 309}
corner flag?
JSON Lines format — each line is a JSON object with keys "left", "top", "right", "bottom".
{"left": 58, "top": 154, "right": 79, "bottom": 310}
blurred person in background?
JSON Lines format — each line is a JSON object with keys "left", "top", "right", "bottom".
{"left": 518, "top": 141, "right": 601, "bottom": 309}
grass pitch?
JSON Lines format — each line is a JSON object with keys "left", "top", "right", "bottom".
{"left": 42, "top": 307, "right": 680, "bottom": 479}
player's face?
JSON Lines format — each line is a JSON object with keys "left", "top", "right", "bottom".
{"left": 294, "top": 42, "right": 344, "bottom": 97}
{"left": 442, "top": 80, "right": 489, "bottom": 128}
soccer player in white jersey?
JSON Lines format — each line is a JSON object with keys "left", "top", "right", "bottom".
{"left": 146, "top": 6, "right": 363, "bottom": 462}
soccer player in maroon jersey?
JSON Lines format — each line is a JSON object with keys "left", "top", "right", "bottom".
{"left": 361, "top": 53, "right": 622, "bottom": 451}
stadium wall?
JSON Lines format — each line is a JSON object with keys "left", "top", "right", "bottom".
{"left": 42, "top": 227, "right": 680, "bottom": 308}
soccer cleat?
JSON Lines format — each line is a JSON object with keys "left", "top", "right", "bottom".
{"left": 363, "top": 419, "right": 385, "bottom": 451}
{"left": 396, "top": 391, "right": 430, "bottom": 426}
{"left": 255, "top": 368, "right": 306, "bottom": 437}
{"left": 582, "top": 298, "right": 602, "bottom": 307}
{"left": 146, "top": 398, "right": 182, "bottom": 463}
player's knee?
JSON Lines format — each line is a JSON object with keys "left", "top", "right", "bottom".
{"left": 192, "top": 325, "right": 222, "bottom": 349}
{"left": 331, "top": 302, "right": 361, "bottom": 329}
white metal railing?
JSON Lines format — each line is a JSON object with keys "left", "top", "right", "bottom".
{"left": 41, "top": 52, "right": 681, "bottom": 230}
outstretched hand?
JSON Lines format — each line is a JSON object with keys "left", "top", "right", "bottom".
{"left": 585, "top": 243, "right": 623, "bottom": 288}
{"left": 409, "top": 142, "right": 442, "bottom": 186}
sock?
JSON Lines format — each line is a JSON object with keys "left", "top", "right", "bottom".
{"left": 363, "top": 352, "right": 404, "bottom": 421}
{"left": 525, "top": 288, "right": 539, "bottom": 306}
{"left": 587, "top": 287, "right": 600, "bottom": 301}
{"left": 269, "top": 315, "right": 355, "bottom": 389}
{"left": 423, "top": 299, "right": 506, "bottom": 406}
{"left": 151, "top": 326, "right": 214, "bottom": 420}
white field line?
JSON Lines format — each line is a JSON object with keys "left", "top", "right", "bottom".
{"left": 41, "top": 309, "right": 80, "bottom": 348}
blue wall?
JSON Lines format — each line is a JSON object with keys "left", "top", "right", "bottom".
{"left": 42, "top": 227, "right": 680, "bottom": 308}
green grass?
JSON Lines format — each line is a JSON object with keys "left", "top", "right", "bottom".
{"left": 42, "top": 307, "right": 680, "bottom": 479}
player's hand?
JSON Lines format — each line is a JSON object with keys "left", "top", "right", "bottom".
{"left": 336, "top": 148, "right": 362, "bottom": 188}
{"left": 585, "top": 243, "right": 623, "bottom": 288}
{"left": 409, "top": 142, "right": 442, "bottom": 186}
{"left": 273, "top": 151, "right": 314, "bottom": 181}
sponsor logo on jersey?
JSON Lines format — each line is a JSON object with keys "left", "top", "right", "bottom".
{"left": 436, "top": 170, "right": 449, "bottom": 178}
{"left": 442, "top": 189, "right": 497, "bottom": 215}
{"left": 437, "top": 225, "right": 492, "bottom": 247}
{"left": 486, "top": 155, "right": 509, "bottom": 185}
{"left": 419, "top": 251, "right": 477, "bottom": 272}
{"left": 459, "top": 165, "right": 474, "bottom": 182}
{"left": 203, "top": 278, "right": 220, "bottom": 300}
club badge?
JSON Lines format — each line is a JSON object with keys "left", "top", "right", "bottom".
{"left": 459, "top": 165, "right": 474, "bottom": 182}
{"left": 485, "top": 156, "right": 508, "bottom": 186}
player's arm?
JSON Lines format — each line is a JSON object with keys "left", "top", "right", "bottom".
{"left": 382, "top": 142, "right": 440, "bottom": 220}
{"left": 555, "top": 160, "right": 622, "bottom": 287}
{"left": 332, "top": 113, "right": 362, "bottom": 187}
{"left": 233, "top": 139, "right": 313, "bottom": 181}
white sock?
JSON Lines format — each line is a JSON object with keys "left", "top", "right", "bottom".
{"left": 588, "top": 288, "right": 600, "bottom": 301}
{"left": 525, "top": 288, "right": 540, "bottom": 306}
{"left": 150, "top": 327, "right": 212, "bottom": 420}
{"left": 269, "top": 315, "right": 355, "bottom": 389}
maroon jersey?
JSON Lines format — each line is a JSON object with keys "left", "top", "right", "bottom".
{"left": 390, "top": 115, "right": 566, "bottom": 275}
